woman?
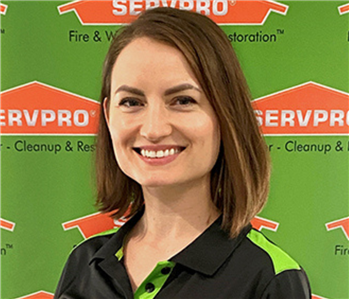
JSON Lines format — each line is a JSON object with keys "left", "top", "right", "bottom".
{"left": 55, "top": 7, "right": 311, "bottom": 299}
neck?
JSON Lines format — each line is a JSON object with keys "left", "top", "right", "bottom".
{"left": 135, "top": 176, "right": 220, "bottom": 241}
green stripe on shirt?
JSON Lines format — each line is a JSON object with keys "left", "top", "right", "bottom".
{"left": 247, "top": 229, "right": 300, "bottom": 275}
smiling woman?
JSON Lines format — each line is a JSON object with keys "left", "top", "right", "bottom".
{"left": 54, "top": 7, "right": 311, "bottom": 299}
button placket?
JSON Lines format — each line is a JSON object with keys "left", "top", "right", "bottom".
{"left": 134, "top": 261, "right": 175, "bottom": 298}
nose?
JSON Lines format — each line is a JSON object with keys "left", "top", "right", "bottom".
{"left": 140, "top": 102, "right": 172, "bottom": 141}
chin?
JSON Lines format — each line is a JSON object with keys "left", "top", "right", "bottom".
{"left": 137, "top": 178, "right": 176, "bottom": 188}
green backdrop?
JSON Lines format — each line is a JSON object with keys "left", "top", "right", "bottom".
{"left": 1, "top": 1, "right": 348, "bottom": 298}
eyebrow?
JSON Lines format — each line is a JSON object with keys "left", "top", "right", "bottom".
{"left": 164, "top": 84, "right": 202, "bottom": 95}
{"left": 114, "top": 85, "right": 145, "bottom": 96}
{"left": 114, "top": 83, "right": 202, "bottom": 97}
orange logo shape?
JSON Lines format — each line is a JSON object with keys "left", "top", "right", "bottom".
{"left": 58, "top": 0, "right": 288, "bottom": 25}
{"left": 0, "top": 81, "right": 100, "bottom": 135}
{"left": 0, "top": 218, "right": 15, "bottom": 231}
{"left": 251, "top": 216, "right": 279, "bottom": 231}
{"left": 326, "top": 216, "right": 349, "bottom": 240}
{"left": 0, "top": 3, "right": 7, "bottom": 15}
{"left": 338, "top": 3, "right": 349, "bottom": 14}
{"left": 15, "top": 291, "right": 54, "bottom": 299}
{"left": 63, "top": 212, "right": 127, "bottom": 239}
{"left": 312, "top": 295, "right": 328, "bottom": 299}
{"left": 252, "top": 82, "right": 349, "bottom": 136}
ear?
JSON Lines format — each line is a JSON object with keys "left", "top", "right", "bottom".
{"left": 103, "top": 97, "right": 110, "bottom": 126}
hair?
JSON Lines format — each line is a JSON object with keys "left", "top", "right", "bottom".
{"left": 95, "top": 7, "right": 271, "bottom": 238}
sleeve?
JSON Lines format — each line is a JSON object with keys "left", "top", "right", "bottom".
{"left": 261, "top": 268, "right": 311, "bottom": 299}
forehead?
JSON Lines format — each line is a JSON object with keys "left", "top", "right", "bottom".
{"left": 110, "top": 37, "right": 199, "bottom": 89}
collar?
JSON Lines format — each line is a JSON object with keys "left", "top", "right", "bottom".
{"left": 90, "top": 207, "right": 251, "bottom": 277}
{"left": 170, "top": 217, "right": 251, "bottom": 276}
{"left": 89, "top": 207, "right": 144, "bottom": 264}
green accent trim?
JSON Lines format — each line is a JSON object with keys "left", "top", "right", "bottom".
{"left": 92, "top": 227, "right": 120, "bottom": 237}
{"left": 115, "top": 247, "right": 124, "bottom": 261}
{"left": 134, "top": 261, "right": 175, "bottom": 299}
{"left": 247, "top": 229, "right": 300, "bottom": 275}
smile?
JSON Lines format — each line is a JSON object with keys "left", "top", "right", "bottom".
{"left": 140, "top": 148, "right": 181, "bottom": 158}
{"left": 133, "top": 146, "right": 185, "bottom": 162}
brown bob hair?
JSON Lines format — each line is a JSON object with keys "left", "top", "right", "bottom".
{"left": 96, "top": 7, "right": 271, "bottom": 238}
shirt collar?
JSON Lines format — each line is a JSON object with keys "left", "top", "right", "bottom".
{"left": 170, "top": 217, "right": 251, "bottom": 276}
{"left": 90, "top": 207, "right": 251, "bottom": 277}
{"left": 89, "top": 208, "right": 144, "bottom": 264}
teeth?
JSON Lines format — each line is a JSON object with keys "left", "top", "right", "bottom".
{"left": 139, "top": 148, "right": 181, "bottom": 158}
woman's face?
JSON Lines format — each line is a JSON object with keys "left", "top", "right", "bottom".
{"left": 105, "top": 37, "right": 220, "bottom": 188}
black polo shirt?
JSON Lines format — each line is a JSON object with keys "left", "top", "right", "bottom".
{"left": 54, "top": 210, "right": 311, "bottom": 299}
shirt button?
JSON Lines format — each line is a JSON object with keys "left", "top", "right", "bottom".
{"left": 161, "top": 267, "right": 171, "bottom": 275}
{"left": 145, "top": 282, "right": 155, "bottom": 293}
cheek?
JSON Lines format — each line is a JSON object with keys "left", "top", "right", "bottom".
{"left": 209, "top": 122, "right": 221, "bottom": 163}
{"left": 108, "top": 115, "right": 133, "bottom": 142}
{"left": 107, "top": 117, "right": 134, "bottom": 159}
{"left": 195, "top": 115, "right": 220, "bottom": 149}
{"left": 107, "top": 122, "right": 135, "bottom": 177}
{"left": 183, "top": 113, "right": 220, "bottom": 168}
{"left": 202, "top": 115, "right": 221, "bottom": 167}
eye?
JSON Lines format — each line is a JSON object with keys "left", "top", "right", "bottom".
{"left": 118, "top": 98, "right": 143, "bottom": 108}
{"left": 173, "top": 96, "right": 197, "bottom": 106}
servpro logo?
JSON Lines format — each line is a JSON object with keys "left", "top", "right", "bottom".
{"left": 0, "top": 3, "right": 7, "bottom": 15}
{"left": 252, "top": 82, "right": 349, "bottom": 136}
{"left": 63, "top": 212, "right": 127, "bottom": 239}
{"left": 0, "top": 82, "right": 100, "bottom": 135}
{"left": 251, "top": 216, "right": 279, "bottom": 232}
{"left": 339, "top": 3, "right": 349, "bottom": 15}
{"left": 15, "top": 291, "right": 54, "bottom": 299}
{"left": 312, "top": 295, "right": 328, "bottom": 299}
{"left": 326, "top": 216, "right": 349, "bottom": 240}
{"left": 58, "top": 0, "right": 288, "bottom": 25}
{"left": 0, "top": 218, "right": 15, "bottom": 231}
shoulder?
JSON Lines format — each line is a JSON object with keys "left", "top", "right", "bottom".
{"left": 238, "top": 228, "right": 311, "bottom": 298}
{"left": 246, "top": 228, "right": 300, "bottom": 275}
{"left": 66, "top": 228, "right": 120, "bottom": 264}
{"left": 54, "top": 228, "right": 121, "bottom": 297}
